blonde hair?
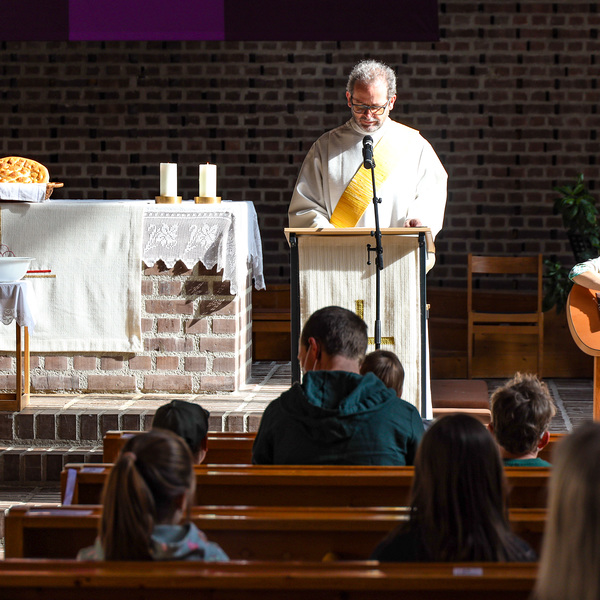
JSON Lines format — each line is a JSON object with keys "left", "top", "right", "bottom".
{"left": 534, "top": 422, "right": 600, "bottom": 600}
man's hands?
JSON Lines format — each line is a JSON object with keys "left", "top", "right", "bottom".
{"left": 406, "top": 218, "right": 423, "bottom": 228}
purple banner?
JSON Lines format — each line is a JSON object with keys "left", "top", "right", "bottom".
{"left": 225, "top": 0, "right": 439, "bottom": 41}
{"left": 2, "top": 0, "right": 68, "bottom": 41}
{"left": 69, "top": 0, "right": 224, "bottom": 41}
{"left": 0, "top": 0, "right": 438, "bottom": 41}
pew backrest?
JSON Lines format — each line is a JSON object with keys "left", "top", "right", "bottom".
{"left": 61, "top": 463, "right": 550, "bottom": 509}
{"left": 4, "top": 504, "right": 547, "bottom": 560}
{"left": 103, "top": 430, "right": 255, "bottom": 464}
{"left": 0, "top": 559, "right": 539, "bottom": 600}
{"left": 103, "top": 428, "right": 565, "bottom": 466}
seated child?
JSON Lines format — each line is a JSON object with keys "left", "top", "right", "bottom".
{"left": 360, "top": 350, "right": 405, "bottom": 397}
{"left": 152, "top": 399, "right": 210, "bottom": 464}
{"left": 77, "top": 429, "right": 228, "bottom": 561}
{"left": 489, "top": 372, "right": 556, "bottom": 466}
{"left": 371, "top": 413, "right": 537, "bottom": 562}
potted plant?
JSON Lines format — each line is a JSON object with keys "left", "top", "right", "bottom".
{"left": 543, "top": 173, "right": 600, "bottom": 311}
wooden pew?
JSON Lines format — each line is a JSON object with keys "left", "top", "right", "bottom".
{"left": 538, "top": 432, "right": 564, "bottom": 464}
{"left": 61, "top": 463, "right": 550, "bottom": 509}
{"left": 4, "top": 504, "right": 547, "bottom": 560}
{"left": 0, "top": 559, "right": 538, "bottom": 599}
{"left": 103, "top": 429, "right": 565, "bottom": 468}
{"left": 103, "top": 430, "right": 255, "bottom": 464}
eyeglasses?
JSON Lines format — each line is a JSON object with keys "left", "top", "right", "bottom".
{"left": 350, "top": 97, "right": 391, "bottom": 116}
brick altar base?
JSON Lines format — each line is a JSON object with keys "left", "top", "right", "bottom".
{"left": 0, "top": 260, "right": 253, "bottom": 395}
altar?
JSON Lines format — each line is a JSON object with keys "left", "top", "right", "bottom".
{"left": 0, "top": 200, "right": 264, "bottom": 395}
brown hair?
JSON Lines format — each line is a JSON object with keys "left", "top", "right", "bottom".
{"left": 360, "top": 350, "right": 405, "bottom": 396}
{"left": 534, "top": 422, "right": 600, "bottom": 600}
{"left": 99, "top": 429, "right": 195, "bottom": 560}
{"left": 407, "top": 414, "right": 522, "bottom": 561}
{"left": 300, "top": 306, "right": 368, "bottom": 362}
{"left": 490, "top": 372, "right": 556, "bottom": 456}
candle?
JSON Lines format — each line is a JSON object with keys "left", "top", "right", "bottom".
{"left": 160, "top": 163, "right": 177, "bottom": 197}
{"left": 199, "top": 163, "right": 217, "bottom": 197}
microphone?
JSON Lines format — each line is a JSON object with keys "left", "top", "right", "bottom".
{"left": 362, "top": 135, "right": 374, "bottom": 169}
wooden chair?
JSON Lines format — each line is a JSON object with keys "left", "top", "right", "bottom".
{"left": 467, "top": 254, "right": 544, "bottom": 378}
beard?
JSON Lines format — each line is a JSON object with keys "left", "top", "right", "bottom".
{"left": 351, "top": 111, "right": 386, "bottom": 133}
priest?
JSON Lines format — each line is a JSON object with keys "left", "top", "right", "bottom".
{"left": 288, "top": 59, "right": 447, "bottom": 250}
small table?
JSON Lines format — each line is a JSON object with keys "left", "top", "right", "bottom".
{"left": 0, "top": 281, "right": 36, "bottom": 411}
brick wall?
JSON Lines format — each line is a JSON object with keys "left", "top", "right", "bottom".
{"left": 0, "top": 262, "right": 252, "bottom": 394}
{"left": 1, "top": 2, "right": 599, "bottom": 287}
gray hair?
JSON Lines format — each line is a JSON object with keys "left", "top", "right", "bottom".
{"left": 346, "top": 60, "right": 397, "bottom": 98}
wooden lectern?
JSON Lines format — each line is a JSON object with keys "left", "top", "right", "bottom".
{"left": 286, "top": 227, "right": 434, "bottom": 417}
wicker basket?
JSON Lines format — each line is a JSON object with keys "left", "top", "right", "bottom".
{"left": 45, "top": 182, "right": 64, "bottom": 200}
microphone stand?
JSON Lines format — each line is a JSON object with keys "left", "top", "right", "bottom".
{"left": 365, "top": 155, "right": 383, "bottom": 349}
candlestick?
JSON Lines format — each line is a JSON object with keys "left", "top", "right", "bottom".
{"left": 199, "top": 163, "right": 217, "bottom": 197}
{"left": 156, "top": 162, "right": 181, "bottom": 203}
{"left": 160, "top": 163, "right": 177, "bottom": 197}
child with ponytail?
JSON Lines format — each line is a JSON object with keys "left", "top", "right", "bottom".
{"left": 77, "top": 429, "right": 228, "bottom": 561}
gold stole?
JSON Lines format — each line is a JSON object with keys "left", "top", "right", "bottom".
{"left": 330, "top": 134, "right": 398, "bottom": 228}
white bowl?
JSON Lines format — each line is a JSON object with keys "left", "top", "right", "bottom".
{"left": 0, "top": 257, "right": 34, "bottom": 282}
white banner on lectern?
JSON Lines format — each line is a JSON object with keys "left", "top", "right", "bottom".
{"left": 298, "top": 233, "right": 427, "bottom": 415}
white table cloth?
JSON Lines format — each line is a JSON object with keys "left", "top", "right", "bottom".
{"left": 0, "top": 200, "right": 265, "bottom": 352}
{"left": 142, "top": 201, "right": 265, "bottom": 295}
{"left": 0, "top": 280, "right": 36, "bottom": 331}
{"left": 0, "top": 183, "right": 46, "bottom": 203}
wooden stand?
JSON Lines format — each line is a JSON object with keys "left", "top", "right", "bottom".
{"left": 0, "top": 323, "right": 30, "bottom": 411}
{"left": 286, "top": 227, "right": 433, "bottom": 417}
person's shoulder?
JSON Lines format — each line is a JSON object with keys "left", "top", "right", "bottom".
{"left": 316, "top": 120, "right": 359, "bottom": 145}
{"left": 391, "top": 393, "right": 423, "bottom": 418}
{"left": 258, "top": 383, "right": 304, "bottom": 423}
{"left": 507, "top": 532, "right": 538, "bottom": 562}
{"left": 186, "top": 523, "right": 229, "bottom": 561}
{"left": 371, "top": 527, "right": 420, "bottom": 562}
{"left": 387, "top": 118, "right": 421, "bottom": 137}
{"left": 504, "top": 457, "right": 552, "bottom": 467}
{"left": 77, "top": 538, "right": 103, "bottom": 561}
{"left": 360, "top": 375, "right": 423, "bottom": 424}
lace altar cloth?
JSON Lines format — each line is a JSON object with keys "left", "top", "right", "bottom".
{"left": 0, "top": 281, "right": 36, "bottom": 331}
{"left": 142, "top": 201, "right": 265, "bottom": 295}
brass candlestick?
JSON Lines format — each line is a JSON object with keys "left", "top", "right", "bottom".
{"left": 194, "top": 196, "right": 221, "bottom": 204}
{"left": 155, "top": 195, "right": 182, "bottom": 204}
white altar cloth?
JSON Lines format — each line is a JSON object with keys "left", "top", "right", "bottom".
{"left": 0, "top": 200, "right": 265, "bottom": 352}
{"left": 0, "top": 281, "right": 36, "bottom": 331}
{"left": 142, "top": 201, "right": 265, "bottom": 294}
{"left": 0, "top": 202, "right": 144, "bottom": 352}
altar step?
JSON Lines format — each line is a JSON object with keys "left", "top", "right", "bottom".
{"left": 0, "top": 406, "right": 267, "bottom": 484}
{"left": 0, "top": 376, "right": 492, "bottom": 484}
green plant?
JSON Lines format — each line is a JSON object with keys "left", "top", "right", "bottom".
{"left": 553, "top": 173, "right": 600, "bottom": 259}
{"left": 542, "top": 258, "right": 573, "bottom": 313}
{"left": 543, "top": 173, "right": 600, "bottom": 312}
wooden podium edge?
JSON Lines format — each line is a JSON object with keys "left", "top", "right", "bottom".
{"left": 284, "top": 227, "right": 435, "bottom": 256}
